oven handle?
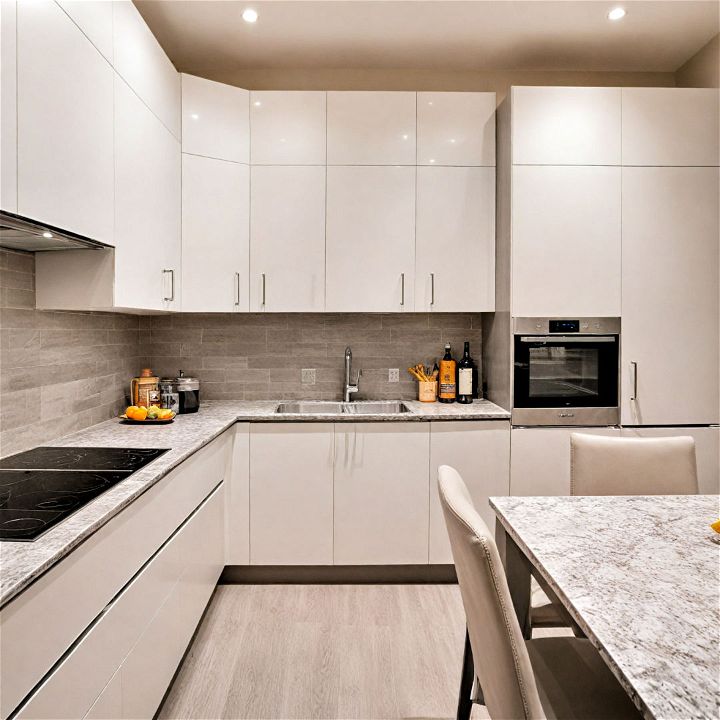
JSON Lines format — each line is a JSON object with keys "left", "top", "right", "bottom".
{"left": 519, "top": 336, "right": 617, "bottom": 343}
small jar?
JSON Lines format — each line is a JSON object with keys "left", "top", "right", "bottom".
{"left": 159, "top": 379, "right": 180, "bottom": 414}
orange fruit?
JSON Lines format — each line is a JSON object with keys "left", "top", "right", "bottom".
{"left": 126, "top": 406, "right": 148, "bottom": 421}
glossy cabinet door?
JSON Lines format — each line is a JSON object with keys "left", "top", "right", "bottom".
{"left": 621, "top": 167, "right": 719, "bottom": 426}
{"left": 326, "top": 166, "right": 415, "bottom": 311}
{"left": 621, "top": 427, "right": 720, "bottom": 495}
{"left": 511, "top": 165, "right": 621, "bottom": 317}
{"left": 429, "top": 422, "right": 510, "bottom": 564}
{"left": 114, "top": 77, "right": 181, "bottom": 311}
{"left": 250, "top": 166, "right": 326, "bottom": 312}
{"left": 16, "top": 0, "right": 114, "bottom": 243}
{"left": 510, "top": 427, "right": 622, "bottom": 497}
{"left": 511, "top": 86, "right": 621, "bottom": 165}
{"left": 249, "top": 424, "right": 334, "bottom": 565}
{"left": 57, "top": 0, "right": 113, "bottom": 62}
{"left": 327, "top": 91, "right": 416, "bottom": 165}
{"left": 333, "top": 424, "right": 430, "bottom": 565}
{"left": 250, "top": 91, "right": 326, "bottom": 165}
{"left": 112, "top": 0, "right": 180, "bottom": 138}
{"left": 182, "top": 73, "right": 249, "bottom": 163}
{"left": 1, "top": 0, "right": 17, "bottom": 213}
{"left": 622, "top": 88, "right": 719, "bottom": 167}
{"left": 415, "top": 166, "right": 495, "bottom": 311}
{"left": 417, "top": 92, "right": 496, "bottom": 166}
{"left": 182, "top": 154, "right": 249, "bottom": 312}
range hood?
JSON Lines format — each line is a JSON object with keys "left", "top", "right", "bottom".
{"left": 0, "top": 211, "right": 110, "bottom": 252}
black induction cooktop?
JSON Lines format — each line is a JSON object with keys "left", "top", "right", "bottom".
{"left": 0, "top": 447, "right": 169, "bottom": 541}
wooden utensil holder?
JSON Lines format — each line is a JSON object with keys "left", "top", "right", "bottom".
{"left": 418, "top": 380, "right": 438, "bottom": 402}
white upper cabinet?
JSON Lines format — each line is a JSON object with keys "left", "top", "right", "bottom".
{"left": 327, "top": 91, "right": 416, "bottom": 165}
{"left": 250, "top": 91, "right": 326, "bottom": 165}
{"left": 622, "top": 88, "right": 719, "bottom": 167}
{"left": 114, "top": 77, "right": 181, "bottom": 311}
{"left": 326, "top": 166, "right": 415, "bottom": 312}
{"left": 57, "top": 0, "right": 113, "bottom": 62}
{"left": 334, "top": 424, "right": 430, "bottom": 565}
{"left": 182, "top": 74, "right": 249, "bottom": 163}
{"left": 112, "top": 0, "right": 180, "bottom": 139}
{"left": 511, "top": 86, "right": 621, "bottom": 165}
{"left": 417, "top": 92, "right": 496, "bottom": 166}
{"left": 182, "top": 154, "right": 249, "bottom": 312}
{"left": 16, "top": 0, "right": 114, "bottom": 244}
{"left": 621, "top": 167, "right": 719, "bottom": 426}
{"left": 512, "top": 165, "right": 621, "bottom": 317}
{"left": 250, "top": 166, "right": 325, "bottom": 312}
{"left": 1, "top": 0, "right": 17, "bottom": 213}
{"left": 415, "top": 167, "right": 495, "bottom": 311}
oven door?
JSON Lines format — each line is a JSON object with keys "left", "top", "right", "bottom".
{"left": 513, "top": 335, "right": 619, "bottom": 426}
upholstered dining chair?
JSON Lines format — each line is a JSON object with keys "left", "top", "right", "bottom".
{"left": 438, "top": 465, "right": 641, "bottom": 720}
{"left": 570, "top": 433, "right": 698, "bottom": 496}
{"left": 529, "top": 433, "right": 700, "bottom": 636}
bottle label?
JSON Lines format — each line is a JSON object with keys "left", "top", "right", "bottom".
{"left": 458, "top": 368, "right": 472, "bottom": 396}
{"left": 439, "top": 360, "right": 456, "bottom": 398}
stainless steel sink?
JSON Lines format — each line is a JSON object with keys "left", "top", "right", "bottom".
{"left": 275, "top": 400, "right": 411, "bottom": 416}
{"left": 276, "top": 402, "right": 345, "bottom": 414}
{"left": 342, "top": 401, "right": 410, "bottom": 415}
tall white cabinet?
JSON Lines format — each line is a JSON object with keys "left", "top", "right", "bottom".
{"left": 620, "top": 88, "right": 719, "bottom": 426}
{"left": 181, "top": 74, "right": 250, "bottom": 312}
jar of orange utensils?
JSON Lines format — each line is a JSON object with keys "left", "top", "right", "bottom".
{"left": 407, "top": 364, "right": 438, "bottom": 402}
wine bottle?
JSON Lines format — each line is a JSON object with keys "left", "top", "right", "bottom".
{"left": 438, "top": 343, "right": 456, "bottom": 403}
{"left": 457, "top": 341, "right": 474, "bottom": 404}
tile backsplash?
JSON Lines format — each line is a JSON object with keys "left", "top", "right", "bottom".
{"left": 141, "top": 312, "right": 482, "bottom": 401}
{"left": 0, "top": 249, "right": 142, "bottom": 456}
{"left": 0, "top": 248, "right": 482, "bottom": 454}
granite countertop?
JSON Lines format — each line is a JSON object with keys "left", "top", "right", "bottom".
{"left": 0, "top": 398, "right": 509, "bottom": 608}
{"left": 490, "top": 494, "right": 720, "bottom": 720}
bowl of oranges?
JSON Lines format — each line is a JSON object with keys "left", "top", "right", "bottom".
{"left": 121, "top": 405, "right": 176, "bottom": 424}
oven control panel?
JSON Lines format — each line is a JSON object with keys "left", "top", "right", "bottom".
{"left": 513, "top": 317, "right": 621, "bottom": 335}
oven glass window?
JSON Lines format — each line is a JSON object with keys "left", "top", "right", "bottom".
{"left": 528, "top": 346, "right": 600, "bottom": 399}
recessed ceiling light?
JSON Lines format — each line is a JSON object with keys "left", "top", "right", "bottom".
{"left": 42, "top": 231, "right": 53, "bottom": 238}
{"left": 608, "top": 7, "right": 626, "bottom": 20}
{"left": 242, "top": 8, "right": 258, "bottom": 23}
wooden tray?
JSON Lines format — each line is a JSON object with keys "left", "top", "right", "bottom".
{"left": 119, "top": 413, "right": 175, "bottom": 425}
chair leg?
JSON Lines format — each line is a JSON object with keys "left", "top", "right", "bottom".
{"left": 456, "top": 628, "right": 475, "bottom": 720}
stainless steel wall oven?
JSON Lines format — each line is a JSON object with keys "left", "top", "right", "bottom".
{"left": 512, "top": 317, "right": 620, "bottom": 426}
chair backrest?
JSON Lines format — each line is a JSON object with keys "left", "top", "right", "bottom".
{"left": 438, "top": 465, "right": 546, "bottom": 720}
{"left": 570, "top": 434, "right": 698, "bottom": 496}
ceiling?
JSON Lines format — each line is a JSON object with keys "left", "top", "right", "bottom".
{"left": 135, "top": 1, "right": 719, "bottom": 78}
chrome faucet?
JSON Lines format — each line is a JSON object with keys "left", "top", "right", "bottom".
{"left": 343, "top": 346, "right": 361, "bottom": 402}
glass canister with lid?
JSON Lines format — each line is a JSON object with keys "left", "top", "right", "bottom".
{"left": 174, "top": 370, "right": 200, "bottom": 414}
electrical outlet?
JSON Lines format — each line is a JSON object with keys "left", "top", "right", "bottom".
{"left": 388, "top": 368, "right": 400, "bottom": 383}
{"left": 301, "top": 368, "right": 316, "bottom": 385}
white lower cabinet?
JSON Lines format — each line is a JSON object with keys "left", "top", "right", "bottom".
{"left": 249, "top": 424, "right": 334, "bottom": 565}
{"left": 621, "top": 427, "right": 720, "bottom": 495}
{"left": 14, "top": 485, "right": 224, "bottom": 720}
{"left": 226, "top": 423, "right": 250, "bottom": 565}
{"left": 429, "top": 422, "right": 510, "bottom": 564}
{"left": 510, "top": 426, "right": 622, "bottom": 497}
{"left": 333, "top": 424, "right": 430, "bottom": 565}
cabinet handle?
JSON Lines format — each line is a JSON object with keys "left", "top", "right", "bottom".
{"left": 162, "top": 269, "right": 174, "bottom": 302}
{"left": 234, "top": 272, "right": 241, "bottom": 306}
{"left": 261, "top": 273, "right": 266, "bottom": 307}
{"left": 400, "top": 273, "right": 405, "bottom": 306}
{"left": 630, "top": 361, "right": 638, "bottom": 401}
{"left": 430, "top": 273, "right": 435, "bottom": 306}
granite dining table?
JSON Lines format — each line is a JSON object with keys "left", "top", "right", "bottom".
{"left": 490, "top": 494, "right": 720, "bottom": 720}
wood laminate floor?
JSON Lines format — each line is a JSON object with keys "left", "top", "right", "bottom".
{"left": 158, "top": 584, "right": 491, "bottom": 720}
